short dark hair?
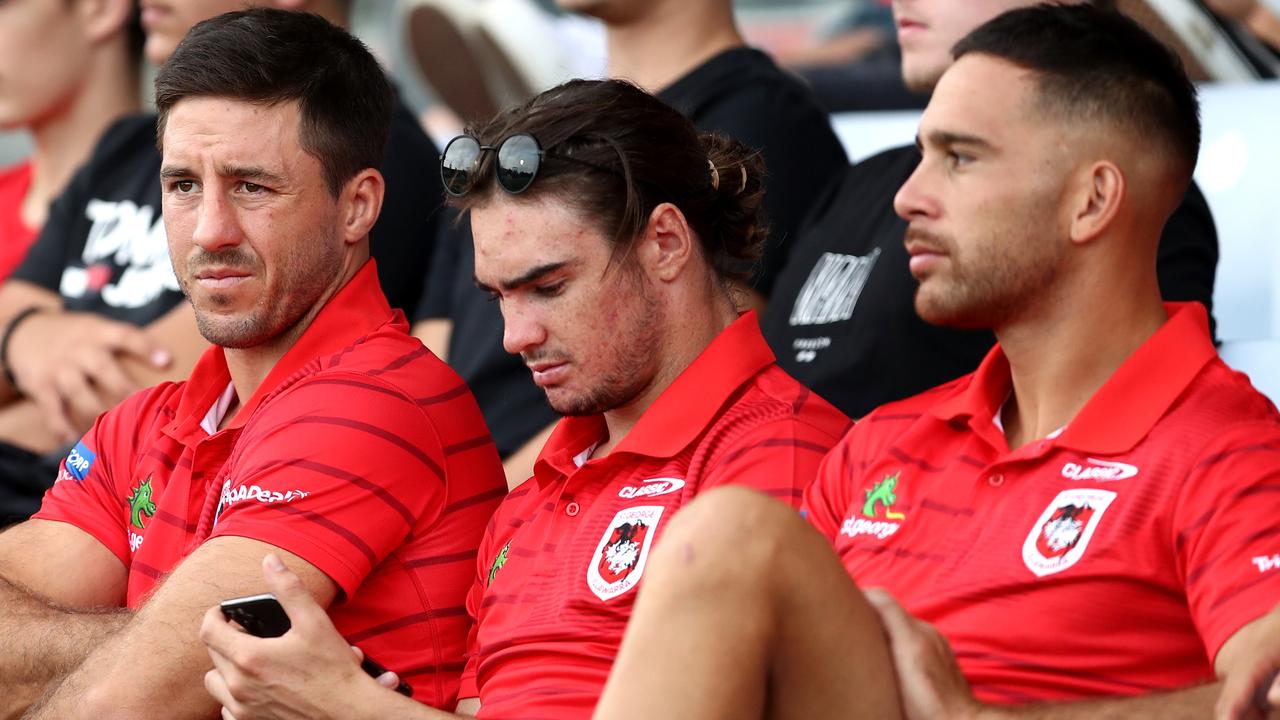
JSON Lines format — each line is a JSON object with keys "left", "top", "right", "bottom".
{"left": 154, "top": 8, "right": 392, "bottom": 197}
{"left": 953, "top": 3, "right": 1200, "bottom": 183}
{"left": 449, "top": 79, "right": 768, "bottom": 284}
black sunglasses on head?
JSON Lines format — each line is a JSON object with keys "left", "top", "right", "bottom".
{"left": 440, "top": 133, "right": 544, "bottom": 196}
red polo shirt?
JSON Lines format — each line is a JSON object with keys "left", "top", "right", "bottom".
{"left": 460, "top": 312, "right": 850, "bottom": 719}
{"left": 35, "top": 262, "right": 507, "bottom": 709}
{"left": 806, "top": 303, "right": 1280, "bottom": 703}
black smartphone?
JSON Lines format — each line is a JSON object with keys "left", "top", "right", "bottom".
{"left": 218, "top": 593, "right": 414, "bottom": 697}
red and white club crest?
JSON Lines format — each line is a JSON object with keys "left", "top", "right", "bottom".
{"left": 587, "top": 505, "right": 665, "bottom": 601}
{"left": 1022, "top": 488, "right": 1117, "bottom": 577}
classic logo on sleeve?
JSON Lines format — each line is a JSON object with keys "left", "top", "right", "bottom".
{"left": 59, "top": 441, "right": 97, "bottom": 483}
{"left": 1022, "top": 488, "right": 1117, "bottom": 577}
{"left": 587, "top": 505, "right": 665, "bottom": 601}
{"left": 841, "top": 473, "right": 907, "bottom": 540}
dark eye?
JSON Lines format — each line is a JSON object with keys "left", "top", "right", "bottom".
{"left": 534, "top": 282, "right": 565, "bottom": 298}
{"left": 240, "top": 182, "right": 266, "bottom": 194}
{"left": 175, "top": 180, "right": 197, "bottom": 193}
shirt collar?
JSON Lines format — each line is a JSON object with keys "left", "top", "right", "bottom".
{"left": 166, "top": 260, "right": 396, "bottom": 444}
{"left": 532, "top": 311, "right": 776, "bottom": 486}
{"left": 931, "top": 302, "right": 1217, "bottom": 455}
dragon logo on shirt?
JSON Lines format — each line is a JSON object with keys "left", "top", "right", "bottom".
{"left": 127, "top": 477, "right": 157, "bottom": 530}
{"left": 1022, "top": 488, "right": 1117, "bottom": 577}
{"left": 587, "top": 505, "right": 664, "bottom": 601}
{"left": 840, "top": 473, "right": 907, "bottom": 540}
{"left": 488, "top": 542, "right": 510, "bottom": 586}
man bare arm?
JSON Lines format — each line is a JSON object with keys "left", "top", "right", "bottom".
{"left": 22, "top": 536, "right": 338, "bottom": 720}
{"left": 0, "top": 520, "right": 129, "bottom": 718}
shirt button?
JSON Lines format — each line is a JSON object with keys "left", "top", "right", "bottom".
{"left": 988, "top": 474, "right": 1005, "bottom": 487}
{"left": 566, "top": 502, "right": 580, "bottom": 517}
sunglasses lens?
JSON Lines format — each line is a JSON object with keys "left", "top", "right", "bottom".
{"left": 441, "top": 136, "right": 482, "bottom": 196}
{"left": 495, "top": 134, "right": 540, "bottom": 194}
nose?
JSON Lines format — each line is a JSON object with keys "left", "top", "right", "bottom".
{"left": 893, "top": 157, "right": 941, "bottom": 222}
{"left": 501, "top": 301, "right": 547, "bottom": 356}
{"left": 191, "top": 189, "right": 242, "bottom": 252}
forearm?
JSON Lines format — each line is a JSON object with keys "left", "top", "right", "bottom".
{"left": 0, "top": 576, "right": 128, "bottom": 718}
{"left": 976, "top": 682, "right": 1218, "bottom": 720}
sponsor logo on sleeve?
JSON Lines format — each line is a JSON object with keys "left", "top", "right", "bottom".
{"left": 618, "top": 477, "right": 685, "bottom": 499}
{"left": 587, "top": 505, "right": 664, "bottom": 601}
{"left": 1060, "top": 458, "right": 1138, "bottom": 482}
{"left": 60, "top": 441, "right": 97, "bottom": 482}
{"left": 1022, "top": 488, "right": 1117, "bottom": 577}
{"left": 213, "top": 478, "right": 310, "bottom": 527}
{"left": 840, "top": 472, "right": 907, "bottom": 540}
{"left": 1252, "top": 555, "right": 1280, "bottom": 573}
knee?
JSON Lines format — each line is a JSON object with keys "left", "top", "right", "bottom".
{"left": 647, "top": 486, "right": 809, "bottom": 587}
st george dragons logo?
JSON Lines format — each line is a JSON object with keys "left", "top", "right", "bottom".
{"left": 1022, "top": 488, "right": 1117, "bottom": 577}
{"left": 587, "top": 505, "right": 665, "bottom": 601}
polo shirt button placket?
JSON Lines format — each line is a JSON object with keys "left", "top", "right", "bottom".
{"left": 988, "top": 473, "right": 1005, "bottom": 487}
{"left": 566, "top": 501, "right": 581, "bottom": 517}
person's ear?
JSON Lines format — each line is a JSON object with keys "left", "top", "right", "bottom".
{"left": 78, "top": 0, "right": 134, "bottom": 45}
{"left": 636, "top": 203, "right": 694, "bottom": 283}
{"left": 1068, "top": 161, "right": 1125, "bottom": 246}
{"left": 339, "top": 169, "right": 385, "bottom": 245}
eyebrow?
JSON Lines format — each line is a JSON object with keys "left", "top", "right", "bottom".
{"left": 475, "top": 261, "right": 570, "bottom": 294}
{"left": 920, "top": 131, "right": 996, "bottom": 152}
{"left": 158, "top": 164, "right": 287, "bottom": 185}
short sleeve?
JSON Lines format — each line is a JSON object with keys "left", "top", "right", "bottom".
{"left": 701, "top": 417, "right": 842, "bottom": 509}
{"left": 209, "top": 374, "right": 449, "bottom": 598}
{"left": 1175, "top": 423, "right": 1280, "bottom": 661}
{"left": 32, "top": 393, "right": 147, "bottom": 564}
{"left": 802, "top": 424, "right": 867, "bottom": 542}
{"left": 457, "top": 520, "right": 495, "bottom": 700}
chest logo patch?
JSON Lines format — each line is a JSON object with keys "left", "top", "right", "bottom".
{"left": 127, "top": 476, "right": 157, "bottom": 530}
{"left": 1060, "top": 458, "right": 1138, "bottom": 482}
{"left": 1022, "top": 488, "right": 1117, "bottom": 577}
{"left": 618, "top": 477, "right": 685, "bottom": 499}
{"left": 840, "top": 472, "right": 907, "bottom": 540}
{"left": 587, "top": 505, "right": 665, "bottom": 602}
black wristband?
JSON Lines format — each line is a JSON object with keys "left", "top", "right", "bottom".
{"left": 0, "top": 306, "right": 44, "bottom": 392}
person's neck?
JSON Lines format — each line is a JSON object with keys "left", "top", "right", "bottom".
{"left": 605, "top": 4, "right": 745, "bottom": 92}
{"left": 593, "top": 290, "right": 740, "bottom": 457}
{"left": 997, "top": 274, "right": 1167, "bottom": 450}
{"left": 220, "top": 254, "right": 363, "bottom": 428}
{"left": 23, "top": 52, "right": 138, "bottom": 230}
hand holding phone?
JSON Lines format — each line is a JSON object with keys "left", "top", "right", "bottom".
{"left": 219, "top": 592, "right": 414, "bottom": 697}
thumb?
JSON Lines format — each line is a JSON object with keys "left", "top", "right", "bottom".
{"left": 864, "top": 587, "right": 912, "bottom": 639}
{"left": 261, "top": 553, "right": 327, "bottom": 630}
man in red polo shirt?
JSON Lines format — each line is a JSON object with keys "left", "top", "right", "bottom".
{"left": 585, "top": 6, "right": 1280, "bottom": 719}
{"left": 196, "top": 79, "right": 875, "bottom": 720}
{"left": 0, "top": 10, "right": 504, "bottom": 719}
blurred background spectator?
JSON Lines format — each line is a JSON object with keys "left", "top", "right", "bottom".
{"left": 0, "top": 0, "right": 143, "bottom": 280}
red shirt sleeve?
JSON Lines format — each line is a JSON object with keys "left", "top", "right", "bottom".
{"left": 802, "top": 422, "right": 867, "bottom": 542}
{"left": 1175, "top": 423, "right": 1280, "bottom": 662}
{"left": 700, "top": 417, "right": 843, "bottom": 509}
{"left": 32, "top": 389, "right": 155, "bottom": 564}
{"left": 209, "top": 373, "right": 448, "bottom": 598}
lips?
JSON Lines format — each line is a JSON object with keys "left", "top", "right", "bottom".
{"left": 139, "top": 1, "right": 173, "bottom": 30}
{"left": 193, "top": 267, "right": 252, "bottom": 290}
{"left": 904, "top": 234, "right": 947, "bottom": 277}
{"left": 526, "top": 360, "right": 569, "bottom": 387}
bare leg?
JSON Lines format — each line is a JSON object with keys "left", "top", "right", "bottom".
{"left": 593, "top": 486, "right": 903, "bottom": 720}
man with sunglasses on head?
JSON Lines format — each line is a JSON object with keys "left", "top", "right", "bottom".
{"left": 0, "top": 10, "right": 503, "bottom": 719}
{"left": 197, "top": 78, "right": 863, "bottom": 720}
{"left": 761, "top": 0, "right": 1219, "bottom": 422}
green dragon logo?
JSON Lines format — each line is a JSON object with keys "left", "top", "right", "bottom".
{"left": 487, "top": 542, "right": 510, "bottom": 586}
{"left": 862, "top": 473, "right": 906, "bottom": 520}
{"left": 127, "top": 477, "right": 157, "bottom": 530}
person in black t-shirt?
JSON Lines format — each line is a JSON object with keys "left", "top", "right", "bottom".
{"left": 760, "top": 0, "right": 1219, "bottom": 420}
{"left": 0, "top": 0, "right": 442, "bottom": 516}
{"left": 415, "top": 0, "right": 846, "bottom": 485}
